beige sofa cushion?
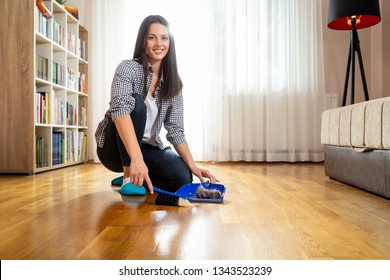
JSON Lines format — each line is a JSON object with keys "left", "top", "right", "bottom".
{"left": 329, "top": 108, "right": 341, "bottom": 145}
{"left": 321, "top": 96, "right": 390, "bottom": 150}
{"left": 365, "top": 99, "right": 384, "bottom": 149}
{"left": 350, "top": 102, "right": 366, "bottom": 148}
{"left": 321, "top": 109, "right": 331, "bottom": 145}
{"left": 339, "top": 106, "right": 352, "bottom": 146}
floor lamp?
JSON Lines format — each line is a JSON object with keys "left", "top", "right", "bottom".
{"left": 327, "top": 0, "right": 381, "bottom": 106}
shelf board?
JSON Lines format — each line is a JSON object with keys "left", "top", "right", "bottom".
{"left": 35, "top": 161, "right": 87, "bottom": 174}
{"left": 35, "top": 77, "right": 51, "bottom": 86}
{"left": 35, "top": 32, "right": 51, "bottom": 44}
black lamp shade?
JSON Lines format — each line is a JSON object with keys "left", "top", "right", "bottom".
{"left": 328, "top": 0, "right": 381, "bottom": 30}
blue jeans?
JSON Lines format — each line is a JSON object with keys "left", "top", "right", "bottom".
{"left": 97, "top": 94, "right": 192, "bottom": 192}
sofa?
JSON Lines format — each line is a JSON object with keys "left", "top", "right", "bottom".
{"left": 321, "top": 97, "right": 390, "bottom": 199}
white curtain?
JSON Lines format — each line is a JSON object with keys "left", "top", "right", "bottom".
{"left": 88, "top": 0, "right": 325, "bottom": 163}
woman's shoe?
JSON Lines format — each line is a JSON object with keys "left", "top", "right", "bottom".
{"left": 119, "top": 182, "right": 146, "bottom": 196}
{"left": 111, "top": 175, "right": 124, "bottom": 186}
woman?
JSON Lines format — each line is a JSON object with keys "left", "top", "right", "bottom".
{"left": 95, "top": 15, "right": 218, "bottom": 206}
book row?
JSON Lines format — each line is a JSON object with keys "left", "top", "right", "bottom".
{"left": 36, "top": 91, "right": 87, "bottom": 127}
{"left": 52, "top": 63, "right": 74, "bottom": 90}
{"left": 35, "top": 8, "right": 49, "bottom": 38}
{"left": 36, "top": 55, "right": 49, "bottom": 81}
{"left": 67, "top": 32, "right": 87, "bottom": 60}
{"left": 53, "top": 19, "right": 65, "bottom": 47}
{"left": 36, "top": 131, "right": 87, "bottom": 168}
{"left": 35, "top": 6, "right": 88, "bottom": 61}
{"left": 53, "top": 62, "right": 86, "bottom": 93}
{"left": 36, "top": 58, "right": 86, "bottom": 93}
{"left": 36, "top": 92, "right": 50, "bottom": 124}
{"left": 53, "top": 62, "right": 87, "bottom": 93}
{"left": 36, "top": 136, "right": 48, "bottom": 168}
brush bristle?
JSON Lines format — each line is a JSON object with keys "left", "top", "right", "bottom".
{"left": 177, "top": 198, "right": 192, "bottom": 207}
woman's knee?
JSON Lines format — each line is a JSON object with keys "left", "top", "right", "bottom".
{"left": 146, "top": 151, "right": 192, "bottom": 192}
{"left": 96, "top": 147, "right": 123, "bottom": 173}
{"left": 165, "top": 157, "right": 192, "bottom": 190}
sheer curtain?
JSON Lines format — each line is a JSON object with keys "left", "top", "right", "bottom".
{"left": 89, "top": 0, "right": 325, "bottom": 163}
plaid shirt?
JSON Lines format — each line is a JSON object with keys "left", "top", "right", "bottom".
{"left": 95, "top": 59, "right": 186, "bottom": 150}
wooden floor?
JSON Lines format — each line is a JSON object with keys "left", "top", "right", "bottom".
{"left": 0, "top": 162, "right": 389, "bottom": 260}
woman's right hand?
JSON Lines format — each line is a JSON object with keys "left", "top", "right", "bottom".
{"left": 129, "top": 156, "right": 154, "bottom": 194}
{"left": 114, "top": 114, "right": 154, "bottom": 194}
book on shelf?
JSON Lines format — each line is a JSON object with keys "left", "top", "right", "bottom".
{"left": 78, "top": 132, "right": 87, "bottom": 161}
{"left": 79, "top": 73, "right": 87, "bottom": 93}
{"left": 67, "top": 31, "right": 76, "bottom": 54}
{"left": 77, "top": 39, "right": 87, "bottom": 60}
{"left": 36, "top": 136, "right": 48, "bottom": 168}
{"left": 67, "top": 67, "right": 77, "bottom": 91}
{"left": 66, "top": 102, "right": 77, "bottom": 126}
{"left": 36, "top": 0, "right": 52, "bottom": 19}
{"left": 53, "top": 62, "right": 65, "bottom": 86}
{"left": 36, "top": 92, "right": 50, "bottom": 124}
{"left": 53, "top": 92, "right": 65, "bottom": 125}
{"left": 35, "top": 7, "right": 49, "bottom": 37}
{"left": 52, "top": 131, "right": 64, "bottom": 165}
{"left": 53, "top": 19, "right": 65, "bottom": 47}
{"left": 66, "top": 130, "right": 78, "bottom": 163}
{"left": 82, "top": 134, "right": 87, "bottom": 161}
{"left": 79, "top": 105, "right": 87, "bottom": 127}
{"left": 36, "top": 55, "right": 48, "bottom": 81}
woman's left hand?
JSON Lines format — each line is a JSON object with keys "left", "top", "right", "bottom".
{"left": 191, "top": 165, "right": 219, "bottom": 184}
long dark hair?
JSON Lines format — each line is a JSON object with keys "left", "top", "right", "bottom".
{"left": 133, "top": 15, "right": 183, "bottom": 99}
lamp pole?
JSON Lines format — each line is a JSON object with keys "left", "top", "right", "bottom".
{"left": 342, "top": 17, "right": 370, "bottom": 106}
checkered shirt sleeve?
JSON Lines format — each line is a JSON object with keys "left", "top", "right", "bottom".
{"left": 162, "top": 92, "right": 186, "bottom": 148}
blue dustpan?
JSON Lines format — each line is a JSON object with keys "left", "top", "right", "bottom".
{"left": 153, "top": 183, "right": 226, "bottom": 203}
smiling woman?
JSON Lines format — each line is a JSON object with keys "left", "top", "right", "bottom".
{"left": 94, "top": 14, "right": 218, "bottom": 206}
